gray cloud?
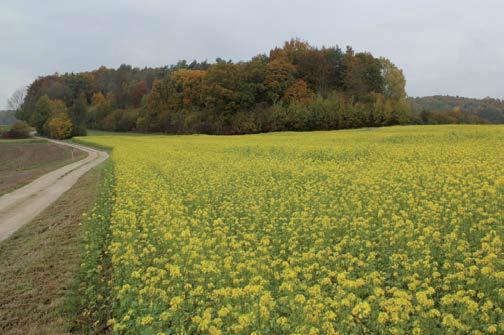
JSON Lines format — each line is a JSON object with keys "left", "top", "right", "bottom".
{"left": 1, "top": 0, "right": 503, "bottom": 109}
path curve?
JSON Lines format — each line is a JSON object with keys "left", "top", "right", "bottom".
{"left": 0, "top": 138, "right": 109, "bottom": 242}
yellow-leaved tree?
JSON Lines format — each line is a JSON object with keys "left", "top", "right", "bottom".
{"left": 47, "top": 113, "right": 73, "bottom": 139}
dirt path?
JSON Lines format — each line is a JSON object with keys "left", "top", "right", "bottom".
{"left": 0, "top": 139, "right": 108, "bottom": 242}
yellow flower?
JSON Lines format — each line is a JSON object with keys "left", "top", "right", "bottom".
{"left": 276, "top": 316, "right": 288, "bottom": 328}
{"left": 442, "top": 314, "right": 465, "bottom": 330}
{"left": 294, "top": 294, "right": 306, "bottom": 304}
{"left": 352, "top": 302, "right": 371, "bottom": 319}
{"left": 139, "top": 316, "right": 154, "bottom": 326}
{"left": 208, "top": 326, "right": 222, "bottom": 335}
{"left": 79, "top": 126, "right": 504, "bottom": 334}
{"left": 217, "top": 307, "right": 230, "bottom": 318}
{"left": 160, "top": 311, "right": 170, "bottom": 321}
{"left": 170, "top": 296, "right": 183, "bottom": 311}
{"left": 377, "top": 312, "right": 389, "bottom": 324}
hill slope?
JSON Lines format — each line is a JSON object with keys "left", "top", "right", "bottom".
{"left": 409, "top": 95, "right": 504, "bottom": 123}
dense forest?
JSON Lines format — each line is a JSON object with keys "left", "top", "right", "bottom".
{"left": 13, "top": 39, "right": 501, "bottom": 138}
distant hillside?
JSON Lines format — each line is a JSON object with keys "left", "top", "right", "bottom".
{"left": 409, "top": 95, "right": 504, "bottom": 124}
{"left": 0, "top": 110, "right": 18, "bottom": 125}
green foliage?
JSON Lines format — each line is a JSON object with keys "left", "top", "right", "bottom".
{"left": 69, "top": 93, "right": 88, "bottom": 136}
{"left": 74, "top": 161, "right": 115, "bottom": 332}
{"left": 344, "top": 48, "right": 384, "bottom": 97}
{"left": 103, "top": 109, "right": 139, "bottom": 132}
{"left": 26, "top": 94, "right": 87, "bottom": 139}
{"left": 88, "top": 92, "right": 115, "bottom": 129}
{"left": 30, "top": 95, "right": 52, "bottom": 135}
{"left": 380, "top": 58, "right": 407, "bottom": 101}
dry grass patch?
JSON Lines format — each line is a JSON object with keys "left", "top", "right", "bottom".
{"left": 0, "top": 141, "right": 86, "bottom": 195}
{"left": 0, "top": 165, "right": 103, "bottom": 335}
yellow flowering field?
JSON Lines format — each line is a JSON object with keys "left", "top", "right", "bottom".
{"left": 77, "top": 125, "right": 503, "bottom": 335}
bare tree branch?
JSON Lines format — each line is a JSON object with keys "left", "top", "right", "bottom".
{"left": 7, "top": 87, "right": 27, "bottom": 111}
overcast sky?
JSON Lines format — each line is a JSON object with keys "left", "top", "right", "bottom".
{"left": 1, "top": 0, "right": 503, "bottom": 109}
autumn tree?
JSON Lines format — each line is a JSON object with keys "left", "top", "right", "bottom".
{"left": 143, "top": 79, "right": 177, "bottom": 131}
{"left": 47, "top": 114, "right": 73, "bottom": 139}
{"left": 270, "top": 38, "right": 311, "bottom": 63}
{"left": 283, "top": 79, "right": 315, "bottom": 105}
{"left": 128, "top": 80, "right": 149, "bottom": 107}
{"left": 171, "top": 69, "right": 207, "bottom": 109}
{"left": 49, "top": 98, "right": 66, "bottom": 111}
{"left": 88, "top": 92, "right": 116, "bottom": 129}
{"left": 264, "top": 57, "right": 297, "bottom": 103}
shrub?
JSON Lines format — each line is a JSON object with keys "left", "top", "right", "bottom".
{"left": 2, "top": 121, "right": 31, "bottom": 139}
{"left": 47, "top": 113, "right": 73, "bottom": 139}
{"left": 230, "top": 111, "right": 258, "bottom": 134}
{"left": 103, "top": 109, "right": 138, "bottom": 132}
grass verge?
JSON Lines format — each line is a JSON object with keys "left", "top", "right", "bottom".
{"left": 0, "top": 138, "right": 46, "bottom": 143}
{"left": 0, "top": 162, "right": 106, "bottom": 334}
{"left": 73, "top": 160, "right": 115, "bottom": 334}
{"left": 72, "top": 137, "right": 113, "bottom": 153}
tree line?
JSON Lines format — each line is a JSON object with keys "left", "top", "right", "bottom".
{"left": 14, "top": 39, "right": 498, "bottom": 139}
{"left": 410, "top": 95, "right": 504, "bottom": 124}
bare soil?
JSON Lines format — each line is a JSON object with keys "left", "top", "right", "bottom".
{"left": 0, "top": 140, "right": 108, "bottom": 242}
{"left": 0, "top": 140, "right": 86, "bottom": 195}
